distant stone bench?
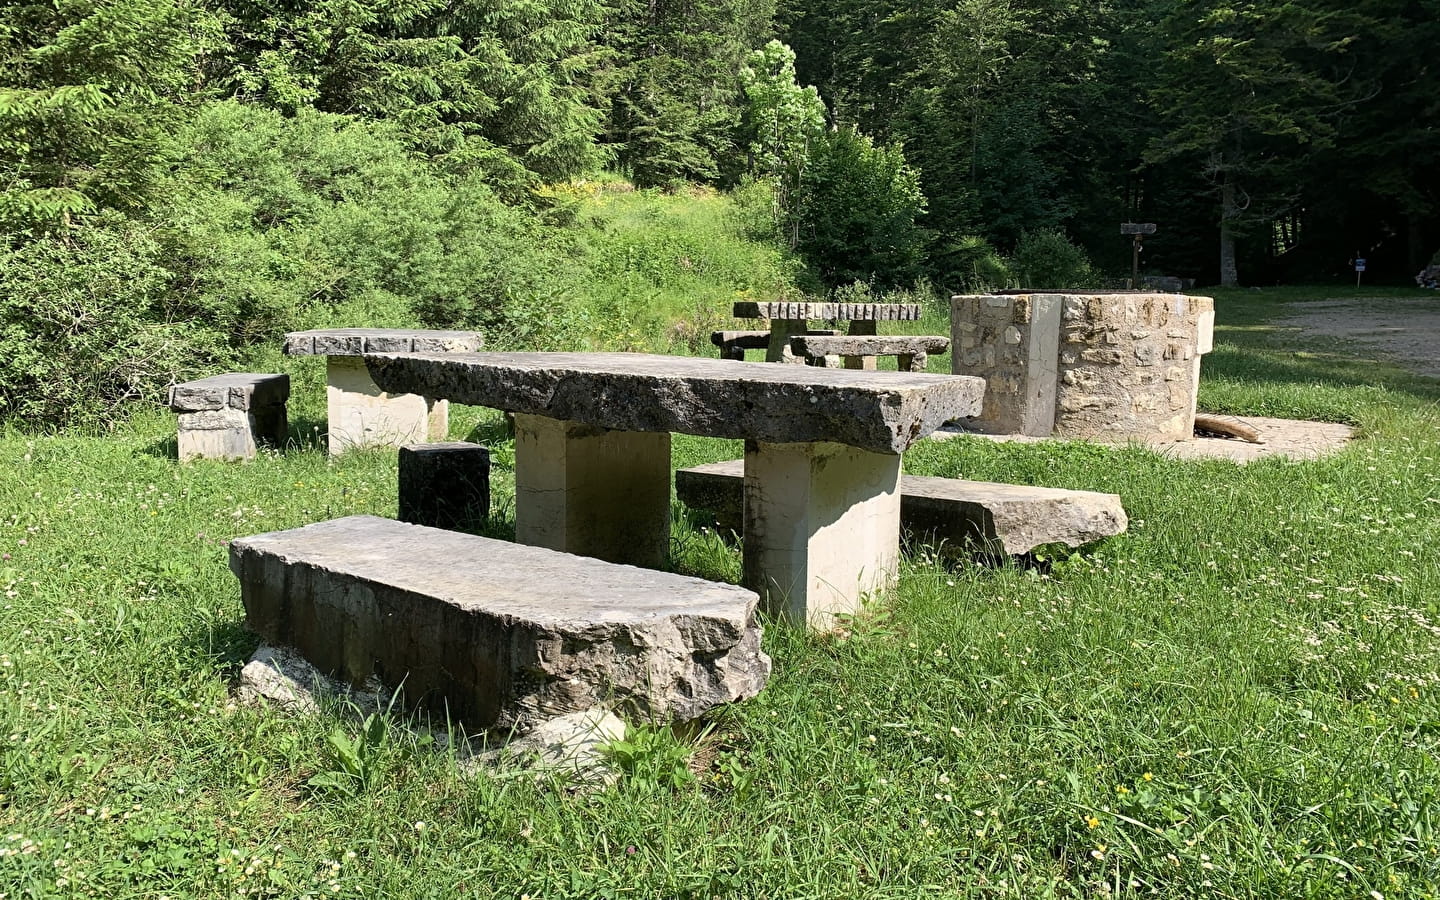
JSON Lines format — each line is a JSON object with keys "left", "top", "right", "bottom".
{"left": 230, "top": 515, "right": 771, "bottom": 731}
{"left": 676, "top": 459, "right": 1127, "bottom": 557}
{"left": 790, "top": 335, "right": 950, "bottom": 373}
{"left": 712, "top": 329, "right": 840, "bottom": 361}
{"left": 168, "top": 373, "right": 289, "bottom": 461}
{"left": 733, "top": 300, "right": 923, "bottom": 365}
{"left": 284, "top": 328, "right": 482, "bottom": 455}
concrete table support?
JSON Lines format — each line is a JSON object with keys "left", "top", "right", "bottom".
{"left": 742, "top": 441, "right": 902, "bottom": 628}
{"left": 367, "top": 352, "right": 985, "bottom": 628}
{"left": 514, "top": 414, "right": 672, "bottom": 569}
{"left": 284, "top": 328, "right": 482, "bottom": 454}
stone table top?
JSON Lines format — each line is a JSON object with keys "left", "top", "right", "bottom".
{"left": 367, "top": 351, "right": 984, "bottom": 454}
{"left": 733, "top": 301, "right": 923, "bottom": 321}
{"left": 284, "top": 328, "right": 483, "bottom": 356}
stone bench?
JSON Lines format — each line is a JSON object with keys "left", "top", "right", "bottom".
{"left": 790, "top": 335, "right": 950, "bottom": 373}
{"left": 711, "top": 329, "right": 840, "bottom": 361}
{"left": 733, "top": 300, "right": 923, "bottom": 365}
{"left": 168, "top": 373, "right": 289, "bottom": 461}
{"left": 284, "top": 328, "right": 482, "bottom": 455}
{"left": 676, "top": 459, "right": 1127, "bottom": 557}
{"left": 230, "top": 515, "right": 770, "bottom": 731}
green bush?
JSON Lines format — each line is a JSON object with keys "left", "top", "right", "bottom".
{"left": 931, "top": 234, "right": 1015, "bottom": 292}
{"left": 793, "top": 128, "right": 928, "bottom": 290}
{"left": 1010, "top": 228, "right": 1097, "bottom": 289}
{"left": 154, "top": 102, "right": 578, "bottom": 351}
{"left": 0, "top": 219, "right": 231, "bottom": 426}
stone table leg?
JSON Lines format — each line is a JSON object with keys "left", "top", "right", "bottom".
{"left": 766, "top": 319, "right": 809, "bottom": 363}
{"left": 844, "top": 319, "right": 878, "bottom": 370}
{"left": 513, "top": 413, "right": 671, "bottom": 569}
{"left": 742, "top": 440, "right": 901, "bottom": 630}
{"left": 327, "top": 356, "right": 448, "bottom": 455}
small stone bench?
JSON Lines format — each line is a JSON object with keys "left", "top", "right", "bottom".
{"left": 230, "top": 515, "right": 771, "bottom": 730}
{"left": 168, "top": 373, "right": 289, "bottom": 461}
{"left": 676, "top": 460, "right": 1127, "bottom": 556}
{"left": 790, "top": 335, "right": 950, "bottom": 373}
{"left": 712, "top": 329, "right": 840, "bottom": 361}
{"left": 284, "top": 328, "right": 482, "bottom": 455}
{"left": 398, "top": 441, "right": 491, "bottom": 529}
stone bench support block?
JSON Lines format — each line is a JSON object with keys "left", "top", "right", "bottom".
{"left": 741, "top": 441, "right": 901, "bottom": 628}
{"left": 284, "top": 328, "right": 483, "bottom": 455}
{"left": 679, "top": 459, "right": 1128, "bottom": 556}
{"left": 229, "top": 516, "right": 770, "bottom": 730}
{"left": 398, "top": 442, "right": 492, "bottom": 530}
{"left": 514, "top": 414, "right": 672, "bottom": 569}
{"left": 169, "top": 373, "right": 289, "bottom": 461}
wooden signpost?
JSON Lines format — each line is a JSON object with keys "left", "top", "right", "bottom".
{"left": 1122, "top": 223, "right": 1157, "bottom": 288}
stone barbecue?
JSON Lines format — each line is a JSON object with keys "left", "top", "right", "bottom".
{"left": 950, "top": 291, "right": 1215, "bottom": 440}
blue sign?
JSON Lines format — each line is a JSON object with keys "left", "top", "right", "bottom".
{"left": 1355, "top": 258, "right": 1367, "bottom": 272}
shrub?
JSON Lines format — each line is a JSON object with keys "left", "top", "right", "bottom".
{"left": 0, "top": 219, "right": 231, "bottom": 426}
{"left": 931, "top": 234, "right": 1015, "bottom": 292}
{"left": 1011, "top": 228, "right": 1097, "bottom": 289}
{"left": 793, "top": 128, "right": 928, "bottom": 290}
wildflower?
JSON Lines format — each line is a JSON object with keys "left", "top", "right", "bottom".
{"left": 1085, "top": 816, "right": 1100, "bottom": 829}
{"left": 1142, "top": 772, "right": 1154, "bottom": 782}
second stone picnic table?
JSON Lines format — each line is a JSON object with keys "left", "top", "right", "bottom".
{"left": 366, "top": 351, "right": 984, "bottom": 629}
{"left": 733, "top": 300, "right": 923, "bottom": 367}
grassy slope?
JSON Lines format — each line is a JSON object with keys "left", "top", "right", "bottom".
{"left": 3, "top": 241, "right": 1440, "bottom": 896}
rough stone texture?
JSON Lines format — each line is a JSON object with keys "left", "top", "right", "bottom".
{"left": 398, "top": 442, "right": 491, "bottom": 530}
{"left": 678, "top": 459, "right": 1127, "bottom": 556}
{"left": 236, "top": 644, "right": 388, "bottom": 714}
{"left": 366, "top": 352, "right": 985, "bottom": 455}
{"left": 284, "top": 328, "right": 483, "bottom": 356}
{"left": 742, "top": 442, "right": 901, "bottom": 629}
{"left": 230, "top": 515, "right": 770, "bottom": 730}
{"left": 791, "top": 335, "right": 950, "bottom": 372}
{"left": 471, "top": 708, "right": 627, "bottom": 787}
{"left": 950, "top": 292, "right": 1215, "bottom": 441}
{"left": 513, "top": 414, "right": 671, "bottom": 569}
{"left": 733, "top": 301, "right": 923, "bottom": 321}
{"left": 930, "top": 416, "right": 1355, "bottom": 464}
{"left": 168, "top": 373, "right": 289, "bottom": 461}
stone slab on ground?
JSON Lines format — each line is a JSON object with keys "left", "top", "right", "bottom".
{"left": 678, "top": 460, "right": 1126, "bottom": 556}
{"left": 230, "top": 515, "right": 770, "bottom": 730}
{"left": 284, "top": 328, "right": 483, "bottom": 356}
{"left": 366, "top": 352, "right": 985, "bottom": 455}
{"left": 930, "top": 415, "right": 1355, "bottom": 463}
{"left": 169, "top": 372, "right": 291, "bottom": 412}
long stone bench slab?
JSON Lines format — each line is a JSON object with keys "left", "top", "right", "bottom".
{"left": 284, "top": 328, "right": 483, "bottom": 455}
{"left": 366, "top": 352, "right": 986, "bottom": 628}
{"left": 230, "top": 515, "right": 770, "bottom": 730}
{"left": 790, "top": 335, "right": 950, "bottom": 372}
{"left": 676, "top": 460, "right": 1127, "bottom": 556}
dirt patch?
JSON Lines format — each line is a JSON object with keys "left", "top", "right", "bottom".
{"left": 1277, "top": 296, "right": 1440, "bottom": 378}
{"left": 933, "top": 416, "right": 1355, "bottom": 464}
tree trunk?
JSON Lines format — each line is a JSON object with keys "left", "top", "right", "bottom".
{"left": 1219, "top": 178, "right": 1239, "bottom": 287}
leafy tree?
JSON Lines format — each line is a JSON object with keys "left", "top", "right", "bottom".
{"left": 0, "top": 0, "right": 216, "bottom": 233}
{"left": 740, "top": 39, "right": 826, "bottom": 245}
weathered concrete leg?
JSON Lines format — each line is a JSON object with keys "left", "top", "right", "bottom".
{"left": 844, "top": 320, "right": 879, "bottom": 370}
{"left": 177, "top": 409, "right": 259, "bottom": 461}
{"left": 742, "top": 440, "right": 901, "bottom": 630}
{"left": 326, "top": 356, "right": 447, "bottom": 455}
{"left": 513, "top": 413, "right": 671, "bottom": 568}
{"left": 766, "top": 319, "right": 808, "bottom": 363}
{"left": 398, "top": 442, "right": 491, "bottom": 530}
{"left": 897, "top": 352, "right": 928, "bottom": 372}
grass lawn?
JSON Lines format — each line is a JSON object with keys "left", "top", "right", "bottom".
{"left": 2, "top": 288, "right": 1439, "bottom": 898}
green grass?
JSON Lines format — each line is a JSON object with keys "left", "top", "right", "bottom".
{"left": 3, "top": 286, "right": 1440, "bottom": 898}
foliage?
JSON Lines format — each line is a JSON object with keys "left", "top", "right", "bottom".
{"left": 603, "top": 724, "right": 697, "bottom": 790}
{"left": 0, "top": 0, "right": 217, "bottom": 232}
{"left": 0, "top": 218, "right": 229, "bottom": 426}
{"left": 792, "top": 127, "right": 927, "bottom": 289}
{"left": 210, "top": 0, "right": 607, "bottom": 195}
{"left": 1010, "top": 228, "right": 1097, "bottom": 290}
{"left": 740, "top": 39, "right": 827, "bottom": 245}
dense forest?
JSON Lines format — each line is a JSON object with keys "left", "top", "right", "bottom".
{"left": 2, "top": 0, "right": 1437, "bottom": 423}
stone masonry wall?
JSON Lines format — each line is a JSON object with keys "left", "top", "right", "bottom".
{"left": 950, "top": 292, "right": 1215, "bottom": 441}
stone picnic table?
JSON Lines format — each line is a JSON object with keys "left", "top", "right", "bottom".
{"left": 733, "top": 300, "right": 923, "bottom": 367}
{"left": 366, "top": 351, "right": 985, "bottom": 629}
